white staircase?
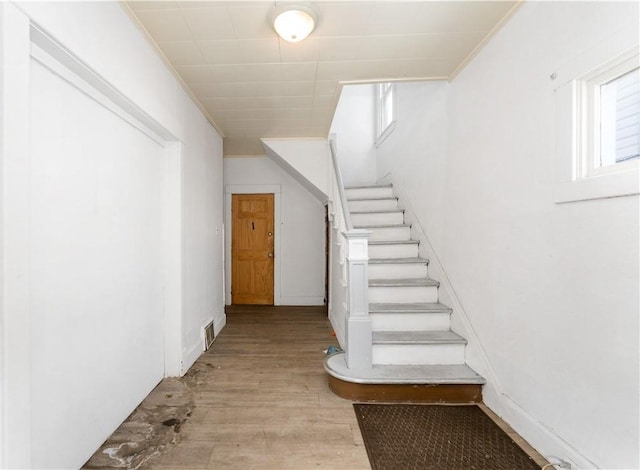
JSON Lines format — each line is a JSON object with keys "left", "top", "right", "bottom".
{"left": 325, "top": 184, "right": 484, "bottom": 400}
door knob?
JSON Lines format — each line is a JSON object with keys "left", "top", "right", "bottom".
{"left": 268, "top": 253, "right": 273, "bottom": 258}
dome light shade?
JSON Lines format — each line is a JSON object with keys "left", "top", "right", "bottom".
{"left": 273, "top": 8, "right": 316, "bottom": 43}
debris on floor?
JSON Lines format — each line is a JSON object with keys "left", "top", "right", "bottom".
{"left": 324, "top": 345, "right": 343, "bottom": 355}
{"left": 82, "top": 360, "right": 221, "bottom": 469}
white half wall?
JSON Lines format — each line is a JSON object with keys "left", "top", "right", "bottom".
{"left": 0, "top": 2, "right": 224, "bottom": 468}
{"left": 374, "top": 2, "right": 639, "bottom": 469}
{"left": 224, "top": 157, "right": 325, "bottom": 306}
{"left": 329, "top": 84, "right": 378, "bottom": 187}
{"left": 261, "top": 138, "right": 329, "bottom": 201}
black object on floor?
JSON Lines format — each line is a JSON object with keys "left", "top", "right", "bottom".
{"left": 353, "top": 404, "right": 541, "bottom": 470}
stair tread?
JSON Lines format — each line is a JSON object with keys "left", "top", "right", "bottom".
{"left": 354, "top": 223, "right": 411, "bottom": 228}
{"left": 348, "top": 196, "right": 398, "bottom": 202}
{"left": 369, "top": 257, "right": 428, "bottom": 264}
{"left": 324, "top": 354, "right": 485, "bottom": 384}
{"left": 370, "top": 302, "right": 452, "bottom": 313}
{"left": 373, "top": 330, "right": 467, "bottom": 345}
{"left": 370, "top": 278, "right": 439, "bottom": 287}
{"left": 369, "top": 240, "right": 418, "bottom": 245}
{"left": 345, "top": 184, "right": 393, "bottom": 190}
{"left": 350, "top": 209, "right": 404, "bottom": 214}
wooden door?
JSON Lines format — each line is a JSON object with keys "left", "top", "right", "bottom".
{"left": 231, "top": 194, "right": 274, "bottom": 305}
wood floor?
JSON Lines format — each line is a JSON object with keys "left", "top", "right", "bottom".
{"left": 83, "top": 306, "right": 547, "bottom": 469}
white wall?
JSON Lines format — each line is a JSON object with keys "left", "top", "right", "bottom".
{"left": 374, "top": 2, "right": 639, "bottom": 469}
{"left": 182, "top": 115, "right": 225, "bottom": 370}
{"left": 262, "top": 138, "right": 330, "bottom": 201}
{"left": 329, "top": 84, "right": 378, "bottom": 187}
{"left": 1, "top": 2, "right": 224, "bottom": 468}
{"left": 224, "top": 157, "right": 325, "bottom": 306}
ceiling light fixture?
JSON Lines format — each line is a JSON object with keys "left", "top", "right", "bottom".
{"left": 273, "top": 6, "right": 316, "bottom": 43}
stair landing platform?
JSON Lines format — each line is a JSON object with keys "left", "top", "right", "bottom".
{"left": 324, "top": 352, "right": 485, "bottom": 403}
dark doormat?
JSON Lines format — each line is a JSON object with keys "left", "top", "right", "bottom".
{"left": 353, "top": 404, "right": 541, "bottom": 470}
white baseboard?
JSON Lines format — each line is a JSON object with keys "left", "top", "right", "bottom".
{"left": 499, "top": 395, "right": 598, "bottom": 469}
{"left": 181, "top": 338, "right": 202, "bottom": 376}
{"left": 213, "top": 312, "right": 226, "bottom": 337}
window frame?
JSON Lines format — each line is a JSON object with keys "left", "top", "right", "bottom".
{"left": 375, "top": 82, "right": 396, "bottom": 147}
{"left": 553, "top": 45, "right": 640, "bottom": 204}
{"left": 580, "top": 56, "right": 639, "bottom": 179}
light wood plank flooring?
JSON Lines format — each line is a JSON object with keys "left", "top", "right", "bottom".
{"left": 83, "top": 306, "right": 547, "bottom": 469}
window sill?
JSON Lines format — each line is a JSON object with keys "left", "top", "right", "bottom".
{"left": 554, "top": 166, "right": 639, "bottom": 203}
{"left": 375, "top": 121, "right": 396, "bottom": 148}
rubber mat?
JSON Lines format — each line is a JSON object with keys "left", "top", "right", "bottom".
{"left": 353, "top": 404, "right": 541, "bottom": 470}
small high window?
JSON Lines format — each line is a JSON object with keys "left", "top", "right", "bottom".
{"left": 375, "top": 82, "right": 395, "bottom": 146}
{"left": 581, "top": 56, "right": 639, "bottom": 178}
{"left": 597, "top": 67, "right": 639, "bottom": 167}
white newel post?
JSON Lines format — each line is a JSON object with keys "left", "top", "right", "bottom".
{"left": 344, "top": 229, "right": 372, "bottom": 369}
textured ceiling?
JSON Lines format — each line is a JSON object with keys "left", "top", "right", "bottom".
{"left": 126, "top": 1, "right": 519, "bottom": 155}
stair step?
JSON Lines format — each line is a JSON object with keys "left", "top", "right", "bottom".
{"left": 345, "top": 185, "right": 394, "bottom": 200}
{"left": 369, "top": 240, "right": 419, "bottom": 259}
{"left": 369, "top": 302, "right": 452, "bottom": 314}
{"left": 348, "top": 196, "right": 399, "bottom": 202}
{"left": 369, "top": 257, "right": 428, "bottom": 265}
{"left": 373, "top": 330, "right": 466, "bottom": 345}
{"left": 369, "top": 280, "right": 438, "bottom": 303}
{"left": 355, "top": 223, "right": 410, "bottom": 229}
{"left": 325, "top": 353, "right": 484, "bottom": 403}
{"left": 345, "top": 184, "right": 393, "bottom": 190}
{"left": 352, "top": 210, "right": 404, "bottom": 226}
{"left": 369, "top": 240, "right": 418, "bottom": 245}
{"left": 350, "top": 209, "right": 404, "bottom": 214}
{"left": 325, "top": 355, "right": 485, "bottom": 384}
{"left": 355, "top": 224, "right": 411, "bottom": 242}
{"left": 370, "top": 307, "right": 451, "bottom": 332}
{"left": 348, "top": 198, "right": 398, "bottom": 212}
{"left": 372, "top": 330, "right": 466, "bottom": 365}
{"left": 369, "top": 278, "right": 439, "bottom": 288}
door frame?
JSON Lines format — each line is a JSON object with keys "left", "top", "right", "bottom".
{"left": 224, "top": 184, "right": 281, "bottom": 305}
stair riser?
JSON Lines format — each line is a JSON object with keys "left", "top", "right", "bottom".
{"left": 369, "top": 286, "right": 438, "bottom": 303}
{"left": 348, "top": 199, "right": 398, "bottom": 212}
{"left": 351, "top": 212, "right": 404, "bottom": 225}
{"left": 373, "top": 344, "right": 465, "bottom": 365}
{"left": 364, "top": 226, "right": 411, "bottom": 242}
{"left": 345, "top": 187, "right": 394, "bottom": 199}
{"left": 369, "top": 244, "right": 419, "bottom": 259}
{"left": 369, "top": 263, "right": 428, "bottom": 279}
{"left": 370, "top": 312, "right": 451, "bottom": 332}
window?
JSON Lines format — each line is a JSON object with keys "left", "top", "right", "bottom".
{"left": 583, "top": 58, "right": 639, "bottom": 177}
{"left": 553, "top": 46, "right": 640, "bottom": 203}
{"left": 375, "top": 82, "right": 395, "bottom": 146}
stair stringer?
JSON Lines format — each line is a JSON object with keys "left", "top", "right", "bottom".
{"left": 380, "top": 174, "right": 504, "bottom": 413}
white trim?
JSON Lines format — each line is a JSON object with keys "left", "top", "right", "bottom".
{"left": 1, "top": 5, "right": 32, "bottom": 467}
{"left": 553, "top": 40, "right": 639, "bottom": 203}
{"left": 554, "top": 167, "right": 639, "bottom": 203}
{"left": 29, "top": 25, "right": 175, "bottom": 143}
{"left": 501, "top": 394, "right": 598, "bottom": 469}
{"left": 375, "top": 82, "right": 396, "bottom": 147}
{"left": 163, "top": 142, "right": 183, "bottom": 377}
{"left": 213, "top": 312, "right": 227, "bottom": 337}
{"left": 375, "top": 120, "right": 397, "bottom": 148}
{"left": 182, "top": 338, "right": 203, "bottom": 374}
{"left": 224, "top": 185, "right": 282, "bottom": 305}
